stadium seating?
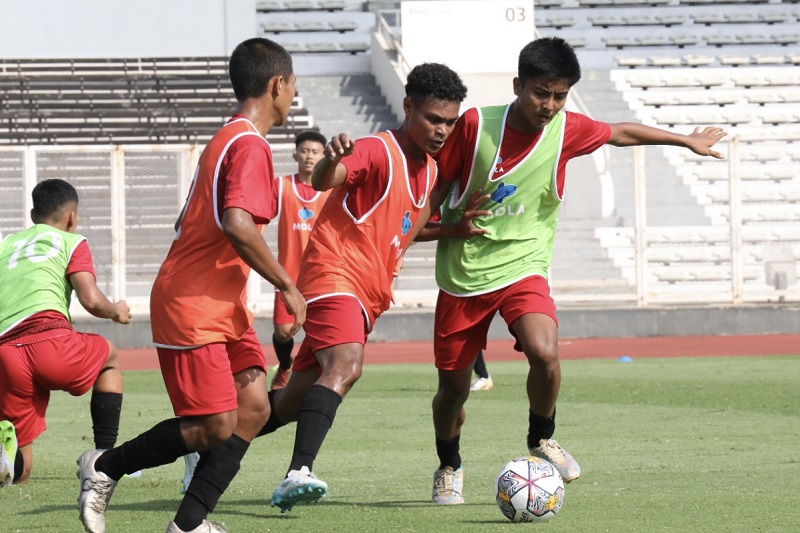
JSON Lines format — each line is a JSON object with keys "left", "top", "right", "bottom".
{"left": 529, "top": 0, "right": 800, "bottom": 300}
{"left": 0, "top": 57, "right": 318, "bottom": 145}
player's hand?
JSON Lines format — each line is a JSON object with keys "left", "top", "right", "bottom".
{"left": 281, "top": 285, "right": 307, "bottom": 336}
{"left": 456, "top": 188, "right": 491, "bottom": 238}
{"left": 323, "top": 133, "right": 355, "bottom": 161}
{"left": 686, "top": 126, "right": 727, "bottom": 159}
{"left": 112, "top": 300, "right": 132, "bottom": 324}
{"left": 393, "top": 255, "right": 404, "bottom": 278}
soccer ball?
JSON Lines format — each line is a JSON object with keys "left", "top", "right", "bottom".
{"left": 496, "top": 456, "right": 565, "bottom": 523}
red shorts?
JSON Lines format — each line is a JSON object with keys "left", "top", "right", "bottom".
{"left": 157, "top": 326, "right": 266, "bottom": 417}
{"left": 434, "top": 275, "right": 557, "bottom": 371}
{"left": 273, "top": 291, "right": 294, "bottom": 326}
{"left": 0, "top": 327, "right": 110, "bottom": 447}
{"left": 293, "top": 296, "right": 368, "bottom": 373}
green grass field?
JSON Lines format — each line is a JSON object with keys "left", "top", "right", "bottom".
{"left": 5, "top": 355, "right": 800, "bottom": 532}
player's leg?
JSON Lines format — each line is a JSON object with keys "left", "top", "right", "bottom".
{"left": 0, "top": 342, "right": 39, "bottom": 485}
{"left": 431, "top": 290, "right": 496, "bottom": 505}
{"left": 271, "top": 293, "right": 295, "bottom": 390}
{"left": 89, "top": 338, "right": 124, "bottom": 451}
{"left": 501, "top": 276, "right": 580, "bottom": 483}
{"left": 81, "top": 345, "right": 236, "bottom": 532}
{"left": 270, "top": 296, "right": 366, "bottom": 512}
{"left": 0, "top": 420, "right": 23, "bottom": 486}
{"left": 173, "top": 329, "right": 269, "bottom": 532}
{"left": 431, "top": 365, "right": 471, "bottom": 505}
{"left": 270, "top": 343, "right": 361, "bottom": 513}
{"left": 470, "top": 350, "right": 493, "bottom": 391}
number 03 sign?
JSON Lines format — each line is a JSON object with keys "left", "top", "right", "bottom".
{"left": 399, "top": 0, "right": 535, "bottom": 74}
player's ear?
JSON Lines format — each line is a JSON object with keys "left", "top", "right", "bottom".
{"left": 65, "top": 208, "right": 78, "bottom": 232}
{"left": 402, "top": 96, "right": 412, "bottom": 117}
{"left": 512, "top": 77, "right": 521, "bottom": 97}
{"left": 269, "top": 75, "right": 283, "bottom": 98}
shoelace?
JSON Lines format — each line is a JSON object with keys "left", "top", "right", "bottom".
{"left": 541, "top": 440, "right": 568, "bottom": 465}
{"left": 434, "top": 470, "right": 453, "bottom": 492}
{"left": 203, "top": 521, "right": 228, "bottom": 533}
{"left": 84, "top": 478, "right": 115, "bottom": 512}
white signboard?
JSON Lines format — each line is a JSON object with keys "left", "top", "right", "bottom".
{"left": 400, "top": 0, "right": 535, "bottom": 74}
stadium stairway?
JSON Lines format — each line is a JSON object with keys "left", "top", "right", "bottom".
{"left": 296, "top": 74, "right": 398, "bottom": 139}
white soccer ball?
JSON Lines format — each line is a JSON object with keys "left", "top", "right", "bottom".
{"left": 496, "top": 456, "right": 565, "bottom": 523}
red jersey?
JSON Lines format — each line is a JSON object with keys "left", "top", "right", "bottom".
{"left": 151, "top": 116, "right": 276, "bottom": 347}
{"left": 274, "top": 174, "right": 331, "bottom": 282}
{"left": 435, "top": 108, "right": 612, "bottom": 196}
{"left": 296, "top": 130, "right": 437, "bottom": 330}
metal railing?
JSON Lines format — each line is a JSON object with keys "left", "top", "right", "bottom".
{"left": 1, "top": 142, "right": 798, "bottom": 321}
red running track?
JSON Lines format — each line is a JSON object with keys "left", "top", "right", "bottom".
{"left": 119, "top": 334, "right": 800, "bottom": 371}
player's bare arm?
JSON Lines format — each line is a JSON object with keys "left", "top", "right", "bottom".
{"left": 222, "top": 207, "right": 306, "bottom": 333}
{"left": 173, "top": 203, "right": 187, "bottom": 232}
{"left": 607, "top": 123, "right": 727, "bottom": 159}
{"left": 311, "top": 133, "right": 355, "bottom": 191}
{"left": 69, "top": 271, "right": 132, "bottom": 323}
{"left": 415, "top": 188, "right": 491, "bottom": 242}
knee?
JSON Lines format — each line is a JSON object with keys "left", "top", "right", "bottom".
{"left": 436, "top": 378, "right": 470, "bottom": 406}
{"left": 524, "top": 338, "right": 559, "bottom": 368}
{"left": 273, "top": 326, "right": 293, "bottom": 343}
{"left": 105, "top": 340, "right": 120, "bottom": 368}
{"left": 240, "top": 396, "right": 270, "bottom": 429}
{"left": 200, "top": 413, "right": 237, "bottom": 447}
{"left": 323, "top": 351, "right": 363, "bottom": 388}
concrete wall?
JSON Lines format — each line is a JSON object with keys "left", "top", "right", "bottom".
{"left": 0, "top": 0, "right": 255, "bottom": 58}
{"left": 74, "top": 305, "right": 800, "bottom": 349}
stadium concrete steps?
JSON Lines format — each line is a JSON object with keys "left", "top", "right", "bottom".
{"left": 299, "top": 74, "right": 398, "bottom": 139}
{"left": 578, "top": 70, "right": 709, "bottom": 226}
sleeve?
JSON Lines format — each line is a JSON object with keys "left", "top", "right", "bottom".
{"left": 221, "top": 135, "right": 276, "bottom": 224}
{"left": 339, "top": 137, "right": 391, "bottom": 220}
{"left": 66, "top": 240, "right": 96, "bottom": 278}
{"left": 561, "top": 112, "right": 613, "bottom": 160}
{"left": 433, "top": 108, "right": 479, "bottom": 184}
{"left": 340, "top": 137, "right": 388, "bottom": 190}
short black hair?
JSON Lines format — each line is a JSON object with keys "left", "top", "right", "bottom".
{"left": 31, "top": 179, "right": 78, "bottom": 220}
{"left": 405, "top": 63, "right": 467, "bottom": 105}
{"left": 518, "top": 37, "right": 581, "bottom": 86}
{"left": 295, "top": 130, "right": 327, "bottom": 147}
{"left": 229, "top": 38, "right": 293, "bottom": 101}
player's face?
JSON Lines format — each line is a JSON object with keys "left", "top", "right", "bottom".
{"left": 274, "top": 73, "right": 297, "bottom": 126}
{"left": 513, "top": 76, "right": 571, "bottom": 131}
{"left": 405, "top": 97, "right": 461, "bottom": 156}
{"left": 293, "top": 140, "right": 325, "bottom": 173}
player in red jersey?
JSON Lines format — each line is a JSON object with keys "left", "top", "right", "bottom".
{"left": 269, "top": 131, "right": 331, "bottom": 390}
{"left": 257, "top": 63, "right": 481, "bottom": 513}
{"left": 76, "top": 38, "right": 305, "bottom": 533}
{"left": 423, "top": 37, "right": 726, "bottom": 504}
{"left": 0, "top": 179, "right": 131, "bottom": 486}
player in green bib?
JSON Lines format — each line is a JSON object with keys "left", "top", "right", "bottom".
{"left": 0, "top": 179, "right": 131, "bottom": 486}
{"left": 420, "top": 38, "right": 727, "bottom": 504}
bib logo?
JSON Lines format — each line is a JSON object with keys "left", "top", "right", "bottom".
{"left": 494, "top": 156, "right": 504, "bottom": 175}
{"left": 401, "top": 211, "right": 412, "bottom": 236}
{"left": 390, "top": 211, "right": 413, "bottom": 260}
{"left": 488, "top": 182, "right": 524, "bottom": 218}
{"left": 491, "top": 182, "right": 517, "bottom": 203}
{"left": 292, "top": 207, "right": 315, "bottom": 231}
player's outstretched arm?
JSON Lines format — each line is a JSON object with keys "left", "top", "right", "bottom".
{"left": 222, "top": 207, "right": 306, "bottom": 334}
{"left": 312, "top": 133, "right": 355, "bottom": 191}
{"left": 69, "top": 271, "right": 131, "bottom": 323}
{"left": 415, "top": 187, "right": 491, "bottom": 242}
{"left": 607, "top": 123, "right": 727, "bottom": 159}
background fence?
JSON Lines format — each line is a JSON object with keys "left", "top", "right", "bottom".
{"left": 1, "top": 140, "right": 797, "bottom": 320}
